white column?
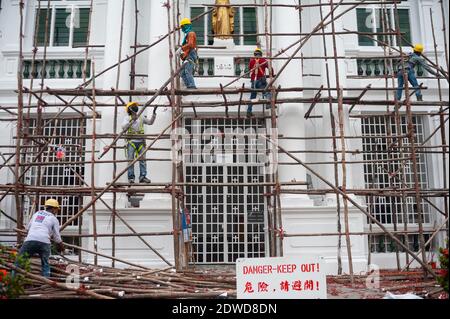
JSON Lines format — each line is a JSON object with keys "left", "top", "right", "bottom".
{"left": 316, "top": 2, "right": 358, "bottom": 205}
{"left": 93, "top": 0, "right": 133, "bottom": 206}
{"left": 418, "top": 0, "right": 436, "bottom": 50}
{"left": 272, "top": 0, "right": 312, "bottom": 206}
{"left": 146, "top": 0, "right": 171, "bottom": 183}
{"left": 139, "top": 0, "right": 173, "bottom": 207}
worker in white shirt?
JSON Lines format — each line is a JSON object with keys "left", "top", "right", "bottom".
{"left": 121, "top": 102, "right": 156, "bottom": 184}
{"left": 16, "top": 199, "right": 64, "bottom": 278}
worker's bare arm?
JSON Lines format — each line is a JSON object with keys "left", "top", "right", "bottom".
{"left": 52, "top": 217, "right": 62, "bottom": 244}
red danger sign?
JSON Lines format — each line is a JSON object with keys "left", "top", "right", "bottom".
{"left": 236, "top": 256, "right": 327, "bottom": 299}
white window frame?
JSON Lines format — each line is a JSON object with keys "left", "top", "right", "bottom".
{"left": 35, "top": 0, "right": 91, "bottom": 48}
{"left": 357, "top": 5, "right": 413, "bottom": 48}
{"left": 360, "top": 114, "right": 438, "bottom": 253}
{"left": 22, "top": 115, "right": 86, "bottom": 228}
{"left": 361, "top": 114, "right": 432, "bottom": 227}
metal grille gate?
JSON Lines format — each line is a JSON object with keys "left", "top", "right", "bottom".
{"left": 183, "top": 118, "right": 267, "bottom": 263}
{"left": 23, "top": 117, "right": 85, "bottom": 227}
{"left": 361, "top": 115, "right": 432, "bottom": 252}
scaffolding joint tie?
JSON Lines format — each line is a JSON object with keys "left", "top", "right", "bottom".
{"left": 279, "top": 227, "right": 285, "bottom": 240}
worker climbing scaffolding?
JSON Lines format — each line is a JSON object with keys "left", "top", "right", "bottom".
{"left": 247, "top": 47, "right": 275, "bottom": 118}
{"left": 177, "top": 18, "right": 198, "bottom": 89}
{"left": 396, "top": 44, "right": 440, "bottom": 101}
{"left": 122, "top": 102, "right": 156, "bottom": 184}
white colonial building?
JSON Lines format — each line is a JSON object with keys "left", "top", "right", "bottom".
{"left": 0, "top": 0, "right": 448, "bottom": 274}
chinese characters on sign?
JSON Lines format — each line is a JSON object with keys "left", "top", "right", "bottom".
{"left": 236, "top": 256, "right": 327, "bottom": 299}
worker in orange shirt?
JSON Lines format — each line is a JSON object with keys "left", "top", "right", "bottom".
{"left": 177, "top": 18, "right": 198, "bottom": 89}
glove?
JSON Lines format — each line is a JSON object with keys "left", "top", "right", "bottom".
{"left": 176, "top": 47, "right": 183, "bottom": 58}
{"left": 57, "top": 242, "right": 64, "bottom": 253}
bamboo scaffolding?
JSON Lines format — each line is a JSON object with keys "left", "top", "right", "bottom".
{"left": 14, "top": 0, "right": 25, "bottom": 243}
{"left": 110, "top": 0, "right": 127, "bottom": 269}
{"left": 263, "top": 134, "right": 439, "bottom": 279}
{"left": 430, "top": 6, "right": 449, "bottom": 243}
{"left": 329, "top": 1, "right": 354, "bottom": 283}
{"left": 393, "top": 0, "right": 428, "bottom": 278}
{"left": 380, "top": 0, "right": 401, "bottom": 269}
{"left": 1, "top": 0, "right": 448, "bottom": 296}
{"left": 318, "top": 0, "right": 343, "bottom": 274}
{"left": 166, "top": 0, "right": 182, "bottom": 270}
{"left": 91, "top": 60, "right": 98, "bottom": 265}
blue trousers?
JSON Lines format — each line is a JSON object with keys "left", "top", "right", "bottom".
{"left": 16, "top": 240, "right": 51, "bottom": 278}
{"left": 181, "top": 50, "right": 197, "bottom": 89}
{"left": 247, "top": 77, "right": 272, "bottom": 113}
{"left": 396, "top": 68, "right": 422, "bottom": 100}
{"left": 127, "top": 141, "right": 147, "bottom": 180}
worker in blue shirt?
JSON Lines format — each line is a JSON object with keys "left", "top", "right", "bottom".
{"left": 396, "top": 44, "right": 439, "bottom": 101}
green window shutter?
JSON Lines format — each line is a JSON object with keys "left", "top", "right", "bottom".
{"left": 375, "top": 9, "right": 387, "bottom": 46}
{"left": 207, "top": 7, "right": 214, "bottom": 45}
{"left": 54, "top": 8, "right": 70, "bottom": 46}
{"left": 36, "top": 8, "right": 52, "bottom": 46}
{"left": 397, "top": 9, "right": 411, "bottom": 46}
{"left": 356, "top": 8, "right": 374, "bottom": 46}
{"left": 191, "top": 7, "right": 205, "bottom": 45}
{"left": 243, "top": 7, "right": 257, "bottom": 45}
{"left": 73, "top": 8, "right": 90, "bottom": 46}
{"left": 234, "top": 8, "right": 240, "bottom": 45}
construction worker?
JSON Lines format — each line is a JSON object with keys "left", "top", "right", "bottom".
{"left": 396, "top": 44, "right": 439, "bottom": 101}
{"left": 122, "top": 102, "right": 156, "bottom": 184}
{"left": 177, "top": 18, "right": 198, "bottom": 89}
{"left": 15, "top": 199, "right": 64, "bottom": 278}
{"left": 247, "top": 48, "right": 274, "bottom": 117}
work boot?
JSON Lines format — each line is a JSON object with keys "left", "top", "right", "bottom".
{"left": 417, "top": 95, "right": 423, "bottom": 101}
{"left": 139, "top": 176, "right": 151, "bottom": 183}
{"left": 128, "top": 179, "right": 135, "bottom": 184}
{"left": 246, "top": 110, "right": 253, "bottom": 118}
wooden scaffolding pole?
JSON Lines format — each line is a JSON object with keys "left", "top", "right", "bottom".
{"left": 14, "top": 0, "right": 25, "bottom": 243}
{"left": 318, "top": 0, "right": 343, "bottom": 275}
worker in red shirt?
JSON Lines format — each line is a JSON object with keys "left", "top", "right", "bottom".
{"left": 247, "top": 48, "right": 274, "bottom": 117}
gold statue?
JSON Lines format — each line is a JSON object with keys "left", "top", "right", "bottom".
{"left": 212, "top": 0, "right": 235, "bottom": 39}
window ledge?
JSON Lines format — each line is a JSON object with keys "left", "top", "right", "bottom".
{"left": 346, "top": 47, "right": 446, "bottom": 57}
{"left": 2, "top": 47, "right": 104, "bottom": 59}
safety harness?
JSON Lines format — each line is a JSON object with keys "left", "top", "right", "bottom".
{"left": 182, "top": 28, "right": 199, "bottom": 71}
{"left": 127, "top": 115, "right": 145, "bottom": 158}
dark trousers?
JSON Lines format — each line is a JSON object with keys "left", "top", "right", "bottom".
{"left": 396, "top": 68, "right": 422, "bottom": 100}
{"left": 247, "top": 77, "right": 272, "bottom": 113}
{"left": 16, "top": 240, "right": 51, "bottom": 277}
{"left": 127, "top": 140, "right": 147, "bottom": 181}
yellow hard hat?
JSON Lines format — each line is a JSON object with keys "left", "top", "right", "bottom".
{"left": 44, "top": 199, "right": 60, "bottom": 209}
{"left": 414, "top": 44, "right": 424, "bottom": 53}
{"left": 180, "top": 18, "right": 191, "bottom": 26}
{"left": 125, "top": 101, "right": 139, "bottom": 113}
{"left": 254, "top": 47, "right": 263, "bottom": 54}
